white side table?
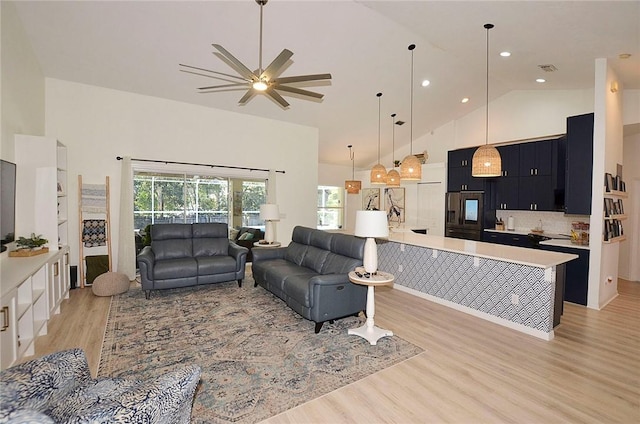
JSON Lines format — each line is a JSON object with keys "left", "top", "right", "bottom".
{"left": 348, "top": 268, "right": 394, "bottom": 345}
{"left": 253, "top": 241, "right": 281, "bottom": 248}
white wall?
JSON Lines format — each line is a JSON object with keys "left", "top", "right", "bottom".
{"left": 588, "top": 59, "right": 625, "bottom": 309}
{"left": 0, "top": 1, "right": 45, "bottom": 160}
{"left": 45, "top": 79, "right": 319, "bottom": 270}
{"left": 619, "top": 133, "right": 640, "bottom": 281}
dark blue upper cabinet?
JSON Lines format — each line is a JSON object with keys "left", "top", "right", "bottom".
{"left": 447, "top": 147, "right": 485, "bottom": 192}
{"left": 565, "top": 113, "right": 594, "bottom": 215}
{"left": 519, "top": 140, "right": 553, "bottom": 176}
{"left": 497, "top": 144, "right": 520, "bottom": 177}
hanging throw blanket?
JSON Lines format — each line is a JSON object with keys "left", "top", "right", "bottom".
{"left": 83, "top": 219, "right": 107, "bottom": 247}
{"left": 81, "top": 184, "right": 107, "bottom": 213}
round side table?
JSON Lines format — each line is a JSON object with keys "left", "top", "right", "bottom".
{"left": 253, "top": 241, "right": 281, "bottom": 248}
{"left": 348, "top": 268, "right": 394, "bottom": 345}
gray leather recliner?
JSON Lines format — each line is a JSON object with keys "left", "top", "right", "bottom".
{"left": 137, "top": 223, "right": 248, "bottom": 299}
{"left": 252, "top": 226, "right": 367, "bottom": 333}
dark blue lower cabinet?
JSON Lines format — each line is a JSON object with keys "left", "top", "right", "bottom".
{"left": 540, "top": 245, "right": 589, "bottom": 306}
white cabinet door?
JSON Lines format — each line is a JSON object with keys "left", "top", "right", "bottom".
{"left": 1, "top": 290, "right": 18, "bottom": 370}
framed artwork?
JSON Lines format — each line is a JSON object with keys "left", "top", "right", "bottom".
{"left": 384, "top": 187, "right": 405, "bottom": 223}
{"left": 362, "top": 188, "right": 380, "bottom": 210}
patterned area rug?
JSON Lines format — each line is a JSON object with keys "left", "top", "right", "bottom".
{"left": 98, "top": 276, "right": 423, "bottom": 423}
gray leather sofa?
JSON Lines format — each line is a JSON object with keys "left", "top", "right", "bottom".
{"left": 137, "top": 223, "right": 248, "bottom": 299}
{"left": 252, "top": 226, "right": 367, "bottom": 333}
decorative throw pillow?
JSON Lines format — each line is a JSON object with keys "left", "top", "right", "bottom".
{"left": 229, "top": 228, "right": 239, "bottom": 240}
{"left": 238, "top": 232, "right": 254, "bottom": 240}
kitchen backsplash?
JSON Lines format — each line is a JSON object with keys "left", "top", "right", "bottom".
{"left": 495, "top": 210, "right": 589, "bottom": 235}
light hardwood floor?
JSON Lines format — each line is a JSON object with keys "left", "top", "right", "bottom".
{"left": 25, "top": 279, "right": 639, "bottom": 423}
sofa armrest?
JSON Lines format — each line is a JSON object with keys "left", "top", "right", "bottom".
{"left": 0, "top": 348, "right": 92, "bottom": 415}
{"left": 136, "top": 246, "right": 155, "bottom": 285}
{"left": 229, "top": 242, "right": 248, "bottom": 262}
{"left": 251, "top": 246, "right": 286, "bottom": 263}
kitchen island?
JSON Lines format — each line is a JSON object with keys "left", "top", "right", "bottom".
{"left": 377, "top": 231, "right": 577, "bottom": 340}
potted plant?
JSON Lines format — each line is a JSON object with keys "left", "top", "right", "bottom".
{"left": 16, "top": 233, "right": 48, "bottom": 251}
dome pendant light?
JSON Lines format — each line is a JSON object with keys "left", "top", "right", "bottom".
{"left": 386, "top": 113, "right": 401, "bottom": 187}
{"left": 400, "top": 44, "right": 422, "bottom": 181}
{"left": 472, "top": 23, "right": 502, "bottom": 177}
{"left": 345, "top": 145, "right": 362, "bottom": 194}
{"left": 370, "top": 92, "right": 388, "bottom": 185}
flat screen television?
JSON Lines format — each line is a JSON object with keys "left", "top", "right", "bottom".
{"left": 1, "top": 159, "right": 16, "bottom": 252}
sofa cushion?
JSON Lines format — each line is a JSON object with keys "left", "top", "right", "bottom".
{"left": 48, "top": 365, "right": 201, "bottom": 424}
{"left": 192, "top": 223, "right": 229, "bottom": 257}
{"left": 262, "top": 261, "right": 315, "bottom": 294}
{"left": 283, "top": 273, "right": 319, "bottom": 308}
{"left": 196, "top": 256, "right": 237, "bottom": 275}
{"left": 152, "top": 238, "right": 193, "bottom": 261}
{"left": 284, "top": 242, "right": 308, "bottom": 266}
{"left": 302, "top": 246, "right": 329, "bottom": 273}
{"left": 153, "top": 258, "right": 197, "bottom": 280}
{"left": 330, "top": 233, "right": 365, "bottom": 260}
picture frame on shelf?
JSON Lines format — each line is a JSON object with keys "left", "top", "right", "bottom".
{"left": 604, "top": 173, "right": 614, "bottom": 192}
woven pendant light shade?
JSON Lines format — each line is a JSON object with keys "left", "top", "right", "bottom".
{"left": 345, "top": 144, "right": 361, "bottom": 193}
{"left": 471, "top": 145, "right": 502, "bottom": 177}
{"left": 471, "top": 23, "right": 502, "bottom": 178}
{"left": 345, "top": 180, "right": 362, "bottom": 194}
{"left": 386, "top": 169, "right": 401, "bottom": 187}
{"left": 400, "top": 154, "right": 422, "bottom": 181}
{"left": 370, "top": 92, "right": 387, "bottom": 185}
{"left": 370, "top": 164, "right": 387, "bottom": 185}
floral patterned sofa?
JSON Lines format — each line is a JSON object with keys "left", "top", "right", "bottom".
{"left": 0, "top": 349, "right": 201, "bottom": 423}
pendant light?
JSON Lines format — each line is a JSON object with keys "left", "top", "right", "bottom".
{"left": 370, "top": 92, "right": 388, "bottom": 185}
{"left": 386, "top": 113, "right": 401, "bottom": 187}
{"left": 400, "top": 44, "right": 422, "bottom": 181}
{"left": 345, "top": 145, "right": 362, "bottom": 194}
{"left": 471, "top": 23, "right": 502, "bottom": 177}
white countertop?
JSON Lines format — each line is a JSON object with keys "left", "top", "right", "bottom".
{"left": 484, "top": 229, "right": 590, "bottom": 251}
{"left": 386, "top": 232, "right": 577, "bottom": 269}
{"left": 539, "top": 239, "right": 590, "bottom": 250}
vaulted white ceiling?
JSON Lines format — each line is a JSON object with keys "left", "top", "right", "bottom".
{"left": 13, "top": 0, "right": 640, "bottom": 167}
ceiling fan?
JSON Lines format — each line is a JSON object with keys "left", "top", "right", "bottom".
{"left": 179, "top": 0, "right": 332, "bottom": 108}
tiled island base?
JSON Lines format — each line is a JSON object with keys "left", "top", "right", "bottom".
{"left": 378, "top": 240, "right": 565, "bottom": 340}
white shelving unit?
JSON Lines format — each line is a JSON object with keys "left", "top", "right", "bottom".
{"left": 0, "top": 247, "right": 69, "bottom": 370}
{"left": 603, "top": 187, "right": 627, "bottom": 244}
{"left": 14, "top": 135, "right": 68, "bottom": 251}
{"left": 1, "top": 135, "right": 71, "bottom": 370}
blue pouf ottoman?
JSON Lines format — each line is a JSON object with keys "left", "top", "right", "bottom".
{"left": 92, "top": 272, "right": 130, "bottom": 296}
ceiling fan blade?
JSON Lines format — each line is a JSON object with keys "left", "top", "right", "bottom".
{"left": 274, "top": 73, "right": 332, "bottom": 84}
{"left": 275, "top": 85, "right": 324, "bottom": 99}
{"left": 180, "top": 70, "right": 246, "bottom": 86}
{"left": 265, "top": 89, "right": 290, "bottom": 108}
{"left": 198, "top": 83, "right": 248, "bottom": 90}
{"left": 179, "top": 64, "right": 247, "bottom": 81}
{"left": 238, "top": 89, "right": 256, "bottom": 105}
{"left": 260, "top": 49, "right": 293, "bottom": 81}
{"left": 212, "top": 44, "right": 257, "bottom": 81}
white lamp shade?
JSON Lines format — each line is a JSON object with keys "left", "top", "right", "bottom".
{"left": 260, "top": 204, "right": 280, "bottom": 221}
{"left": 355, "top": 210, "right": 389, "bottom": 238}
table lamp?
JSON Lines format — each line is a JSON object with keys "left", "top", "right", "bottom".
{"left": 354, "top": 210, "right": 389, "bottom": 274}
{"left": 260, "top": 203, "right": 280, "bottom": 244}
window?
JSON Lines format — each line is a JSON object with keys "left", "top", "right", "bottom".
{"left": 134, "top": 171, "right": 267, "bottom": 232}
{"left": 317, "top": 186, "right": 343, "bottom": 230}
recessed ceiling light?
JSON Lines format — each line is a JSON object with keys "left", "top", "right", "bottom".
{"left": 500, "top": 51, "right": 511, "bottom": 57}
{"left": 461, "top": 97, "right": 469, "bottom": 103}
{"left": 536, "top": 78, "right": 546, "bottom": 83}
{"left": 421, "top": 79, "right": 430, "bottom": 87}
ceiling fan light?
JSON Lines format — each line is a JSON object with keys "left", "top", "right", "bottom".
{"left": 253, "top": 80, "right": 269, "bottom": 91}
{"left": 386, "top": 169, "right": 401, "bottom": 187}
{"left": 472, "top": 145, "right": 502, "bottom": 177}
{"left": 370, "top": 164, "right": 388, "bottom": 185}
{"left": 399, "top": 154, "right": 422, "bottom": 181}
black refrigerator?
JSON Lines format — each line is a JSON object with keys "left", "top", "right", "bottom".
{"left": 445, "top": 191, "right": 493, "bottom": 241}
